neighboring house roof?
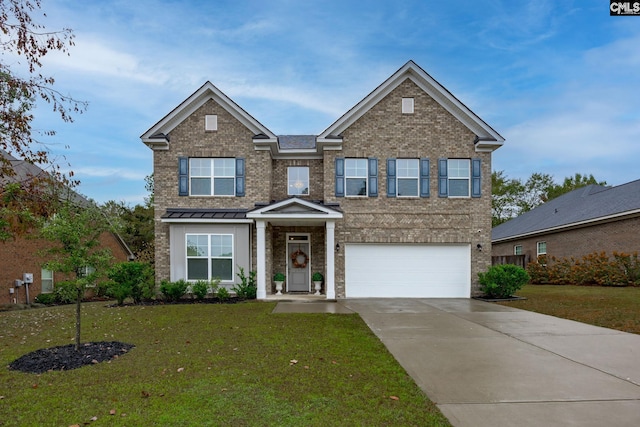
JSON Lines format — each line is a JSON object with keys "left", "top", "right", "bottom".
{"left": 318, "top": 60, "right": 505, "bottom": 152}
{"left": 1, "top": 150, "right": 135, "bottom": 260}
{"left": 492, "top": 180, "right": 640, "bottom": 243}
{"left": 1, "top": 150, "right": 86, "bottom": 207}
{"left": 140, "top": 81, "right": 278, "bottom": 150}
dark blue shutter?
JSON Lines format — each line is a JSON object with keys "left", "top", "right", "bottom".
{"left": 386, "top": 159, "right": 396, "bottom": 197}
{"left": 335, "top": 158, "right": 344, "bottom": 197}
{"left": 420, "top": 158, "right": 430, "bottom": 198}
{"left": 178, "top": 157, "right": 188, "bottom": 196}
{"left": 438, "top": 158, "right": 448, "bottom": 198}
{"left": 471, "top": 158, "right": 481, "bottom": 198}
{"left": 368, "top": 158, "right": 378, "bottom": 197}
{"left": 235, "top": 158, "right": 245, "bottom": 197}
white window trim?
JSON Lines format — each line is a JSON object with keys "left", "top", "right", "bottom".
{"left": 447, "top": 159, "right": 471, "bottom": 198}
{"left": 189, "top": 158, "right": 236, "bottom": 197}
{"left": 186, "top": 233, "right": 234, "bottom": 283}
{"left": 345, "top": 158, "right": 368, "bottom": 197}
{"left": 536, "top": 241, "right": 547, "bottom": 257}
{"left": 514, "top": 245, "right": 523, "bottom": 255}
{"left": 41, "top": 268, "right": 54, "bottom": 294}
{"left": 396, "top": 158, "right": 419, "bottom": 198}
{"left": 287, "top": 166, "right": 310, "bottom": 196}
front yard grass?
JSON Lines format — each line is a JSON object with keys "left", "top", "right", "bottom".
{"left": 497, "top": 284, "right": 640, "bottom": 334}
{"left": 0, "top": 302, "right": 451, "bottom": 426}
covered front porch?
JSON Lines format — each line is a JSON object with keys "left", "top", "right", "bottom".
{"left": 246, "top": 198, "right": 343, "bottom": 300}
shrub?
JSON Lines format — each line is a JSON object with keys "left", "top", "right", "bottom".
{"left": 478, "top": 264, "right": 530, "bottom": 298}
{"left": 106, "top": 262, "right": 155, "bottom": 305}
{"left": 312, "top": 272, "right": 323, "bottom": 282}
{"left": 216, "top": 286, "right": 230, "bottom": 301}
{"left": 160, "top": 279, "right": 188, "bottom": 302}
{"left": 526, "top": 256, "right": 549, "bottom": 284}
{"left": 233, "top": 267, "right": 257, "bottom": 299}
{"left": 273, "top": 272, "right": 285, "bottom": 282}
{"left": 54, "top": 281, "right": 78, "bottom": 304}
{"left": 191, "top": 280, "right": 210, "bottom": 300}
{"left": 34, "top": 293, "right": 55, "bottom": 305}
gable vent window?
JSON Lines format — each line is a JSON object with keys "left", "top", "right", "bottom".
{"left": 205, "top": 115, "right": 218, "bottom": 131}
{"left": 402, "top": 97, "right": 414, "bottom": 114}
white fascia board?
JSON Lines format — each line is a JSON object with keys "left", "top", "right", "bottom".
{"left": 247, "top": 198, "right": 343, "bottom": 217}
{"left": 141, "top": 82, "right": 277, "bottom": 142}
{"left": 492, "top": 209, "right": 640, "bottom": 244}
{"left": 318, "top": 61, "right": 504, "bottom": 145}
{"left": 248, "top": 212, "right": 343, "bottom": 221}
{"left": 142, "top": 139, "right": 170, "bottom": 150}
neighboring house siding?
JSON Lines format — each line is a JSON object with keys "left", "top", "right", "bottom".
{"left": 323, "top": 79, "right": 492, "bottom": 296}
{"left": 0, "top": 232, "right": 131, "bottom": 305}
{"left": 153, "top": 99, "right": 272, "bottom": 283}
{"left": 492, "top": 216, "right": 640, "bottom": 263}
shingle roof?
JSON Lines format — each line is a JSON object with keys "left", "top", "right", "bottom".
{"left": 492, "top": 179, "right": 640, "bottom": 242}
{"left": 278, "top": 135, "right": 316, "bottom": 150}
{"left": 162, "top": 208, "right": 248, "bottom": 220}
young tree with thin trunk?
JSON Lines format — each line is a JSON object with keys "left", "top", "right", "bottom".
{"left": 40, "top": 202, "right": 113, "bottom": 351}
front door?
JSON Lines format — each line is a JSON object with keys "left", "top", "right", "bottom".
{"left": 287, "top": 235, "right": 310, "bottom": 292}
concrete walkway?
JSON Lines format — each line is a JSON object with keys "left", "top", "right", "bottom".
{"left": 334, "top": 299, "right": 640, "bottom": 427}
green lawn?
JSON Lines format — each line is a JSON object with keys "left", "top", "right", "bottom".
{"left": 498, "top": 284, "right": 640, "bottom": 334}
{"left": 0, "top": 302, "right": 451, "bottom": 427}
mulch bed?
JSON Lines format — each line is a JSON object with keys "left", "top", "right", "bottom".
{"left": 8, "top": 341, "right": 135, "bottom": 374}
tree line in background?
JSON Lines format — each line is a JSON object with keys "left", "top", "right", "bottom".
{"left": 491, "top": 171, "right": 607, "bottom": 227}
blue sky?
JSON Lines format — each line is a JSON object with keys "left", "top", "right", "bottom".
{"left": 27, "top": 0, "right": 640, "bottom": 204}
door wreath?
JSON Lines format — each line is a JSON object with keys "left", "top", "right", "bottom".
{"left": 291, "top": 249, "right": 309, "bottom": 268}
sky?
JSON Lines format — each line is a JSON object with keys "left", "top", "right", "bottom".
{"left": 19, "top": 0, "right": 640, "bottom": 204}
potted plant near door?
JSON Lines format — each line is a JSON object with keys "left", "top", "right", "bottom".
{"left": 274, "top": 272, "right": 285, "bottom": 295}
{"left": 312, "top": 272, "right": 323, "bottom": 295}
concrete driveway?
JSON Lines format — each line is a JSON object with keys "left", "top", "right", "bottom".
{"left": 338, "top": 298, "right": 640, "bottom": 427}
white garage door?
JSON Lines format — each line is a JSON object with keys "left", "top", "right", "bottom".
{"left": 345, "top": 244, "right": 471, "bottom": 298}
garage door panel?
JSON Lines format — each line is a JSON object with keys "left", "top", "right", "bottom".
{"left": 345, "top": 244, "right": 470, "bottom": 298}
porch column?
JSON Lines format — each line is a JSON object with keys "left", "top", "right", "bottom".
{"left": 325, "top": 220, "right": 336, "bottom": 299}
{"left": 256, "top": 220, "right": 267, "bottom": 299}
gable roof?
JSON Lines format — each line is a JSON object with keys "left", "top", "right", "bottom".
{"left": 318, "top": 60, "right": 505, "bottom": 152}
{"left": 140, "top": 81, "right": 277, "bottom": 150}
{"left": 492, "top": 180, "right": 640, "bottom": 243}
{"left": 247, "top": 197, "right": 343, "bottom": 226}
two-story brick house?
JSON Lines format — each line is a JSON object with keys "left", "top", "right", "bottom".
{"left": 141, "top": 61, "right": 504, "bottom": 299}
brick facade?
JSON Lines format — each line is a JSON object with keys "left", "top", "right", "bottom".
{"left": 146, "top": 62, "right": 502, "bottom": 298}
{"left": 0, "top": 231, "right": 132, "bottom": 305}
{"left": 492, "top": 216, "right": 640, "bottom": 264}
{"left": 324, "top": 80, "right": 492, "bottom": 296}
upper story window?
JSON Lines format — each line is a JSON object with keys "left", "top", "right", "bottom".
{"left": 514, "top": 245, "right": 523, "bottom": 255}
{"left": 447, "top": 159, "right": 470, "bottom": 197}
{"left": 288, "top": 167, "right": 309, "bottom": 196}
{"left": 335, "top": 157, "right": 378, "bottom": 198}
{"left": 190, "top": 158, "right": 235, "bottom": 196}
{"left": 396, "top": 159, "right": 419, "bottom": 197}
{"left": 345, "top": 159, "right": 368, "bottom": 196}
{"left": 178, "top": 157, "right": 245, "bottom": 197}
{"left": 387, "top": 158, "right": 429, "bottom": 198}
{"left": 438, "top": 158, "right": 481, "bottom": 198}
